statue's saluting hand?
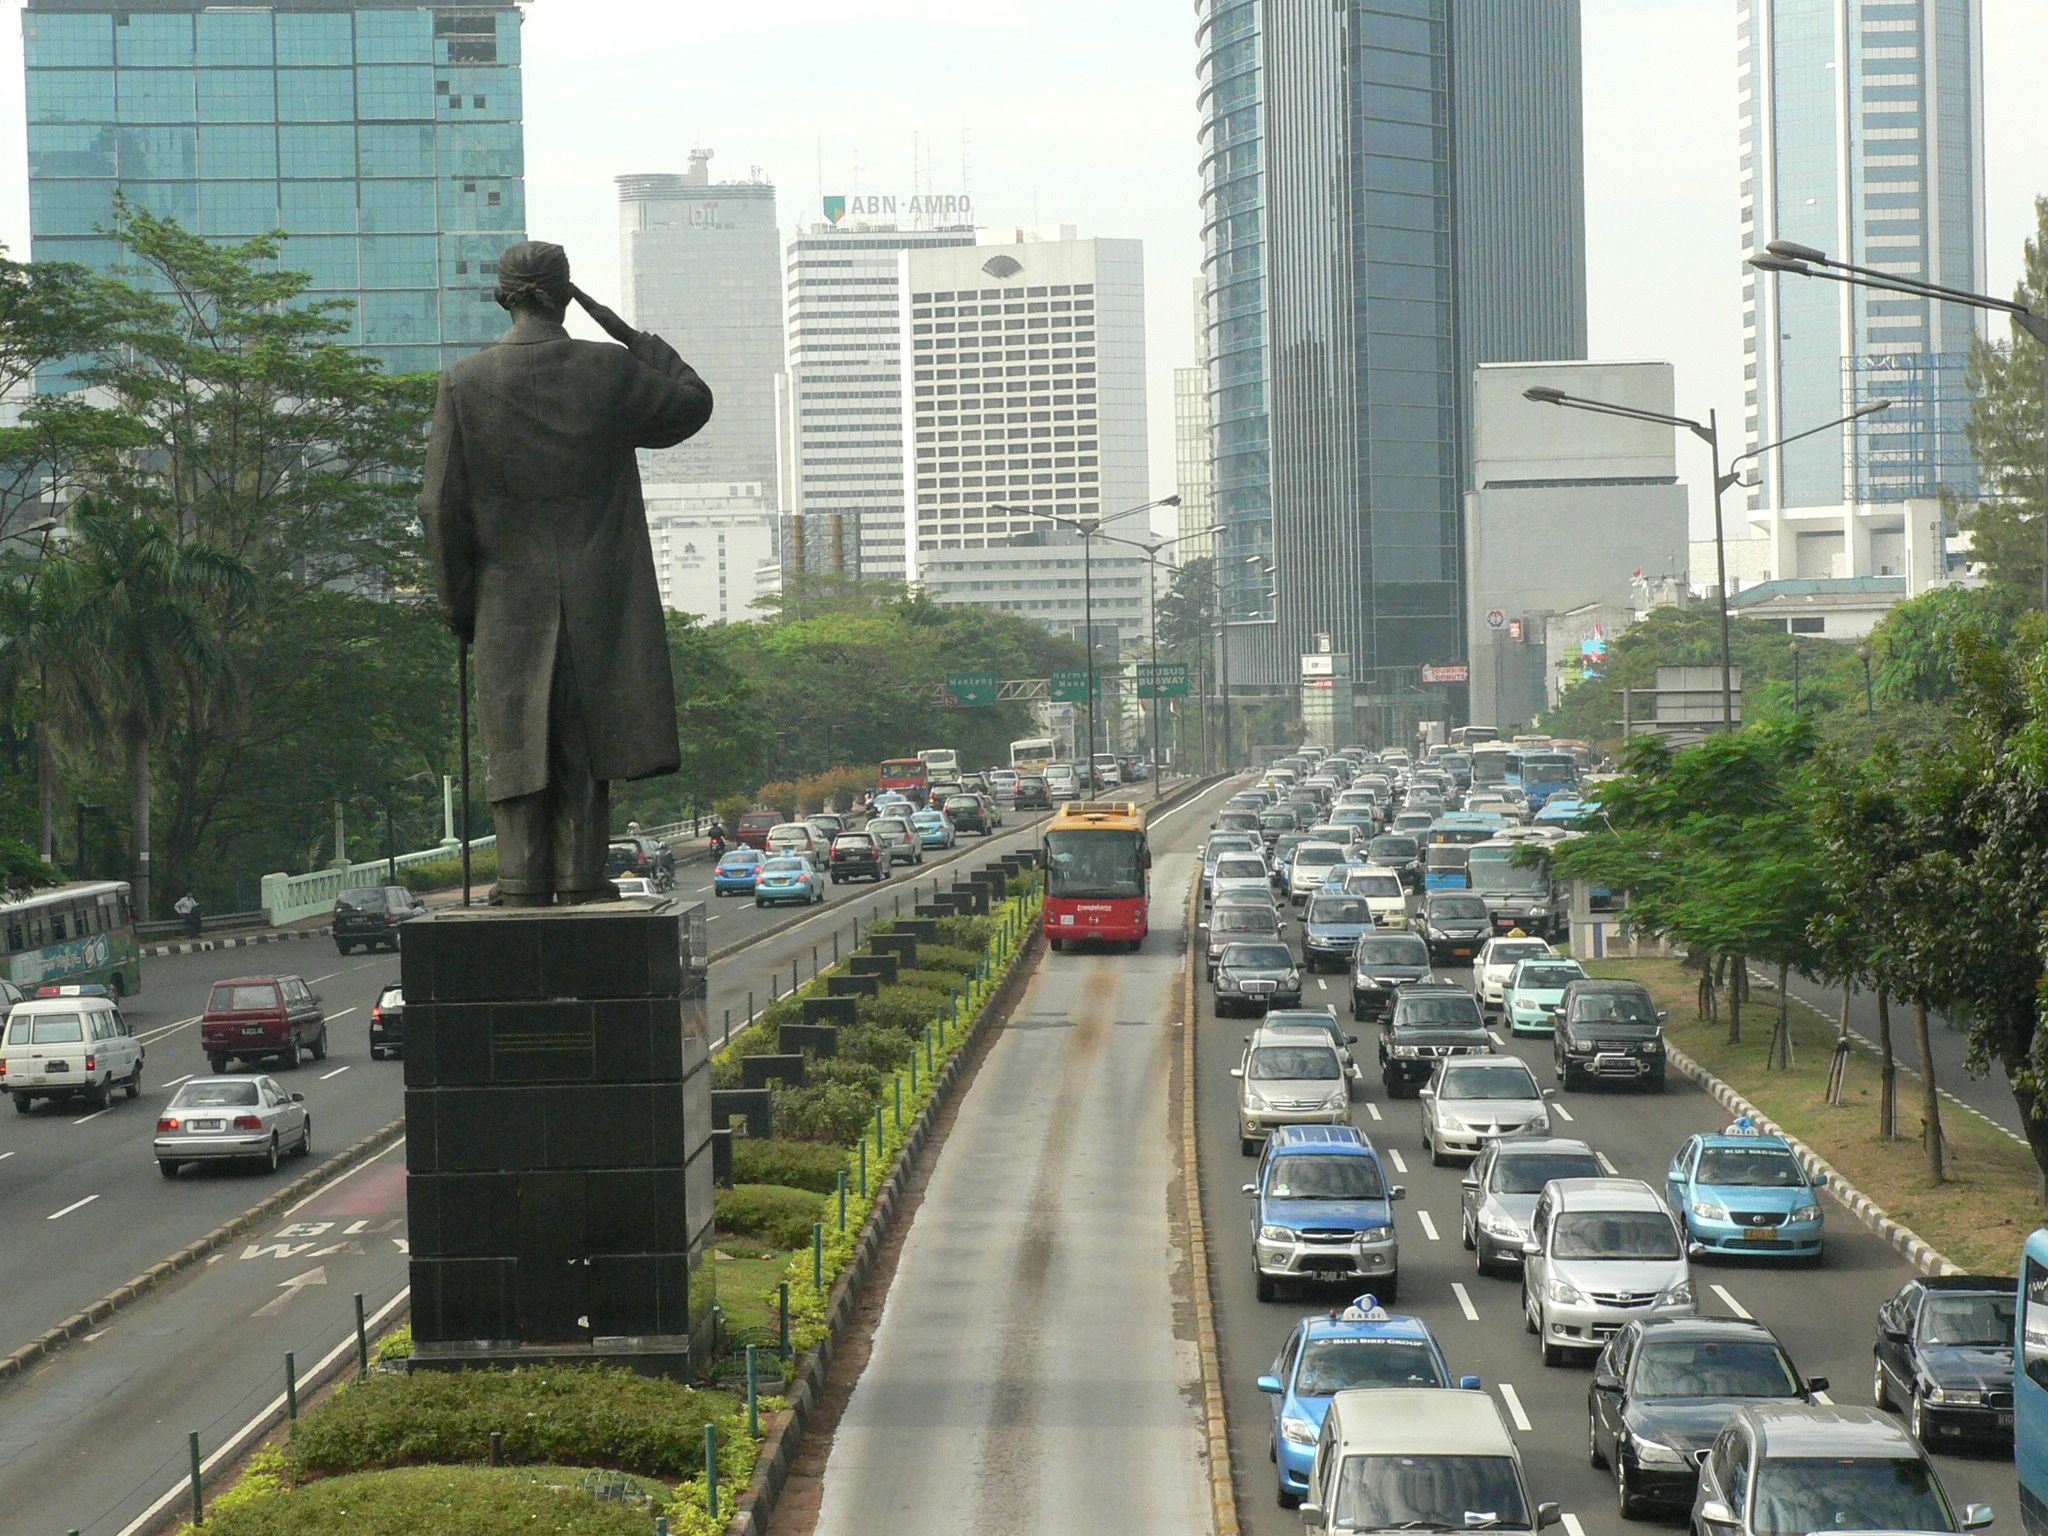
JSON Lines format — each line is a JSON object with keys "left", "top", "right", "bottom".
{"left": 569, "top": 284, "right": 637, "bottom": 348}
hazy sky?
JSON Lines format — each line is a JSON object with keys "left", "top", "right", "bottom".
{"left": 1, "top": 0, "right": 2043, "bottom": 540}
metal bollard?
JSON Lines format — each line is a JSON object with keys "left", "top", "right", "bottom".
{"left": 285, "top": 1350, "right": 298, "bottom": 1420}
{"left": 926, "top": 1024, "right": 935, "bottom": 1072}
{"left": 812, "top": 1222, "right": 824, "bottom": 1289}
{"left": 189, "top": 1430, "right": 204, "bottom": 1526}
{"left": 910, "top": 1052, "right": 918, "bottom": 1093}
{"left": 489, "top": 1429, "right": 504, "bottom": 1466}
{"left": 837, "top": 1170, "right": 847, "bottom": 1232}
{"left": 859, "top": 1136, "right": 868, "bottom": 1196}
{"left": 875, "top": 1105, "right": 885, "bottom": 1155}
{"left": 748, "top": 989, "right": 755, "bottom": 1023}
{"left": 779, "top": 1281, "right": 791, "bottom": 1360}
{"left": 722, "top": 1007, "right": 730, "bottom": 1045}
{"left": 354, "top": 1291, "right": 369, "bottom": 1381}
{"left": 833, "top": 930, "right": 840, "bottom": 962}
{"left": 893, "top": 1073, "right": 902, "bottom": 1128}
{"left": 811, "top": 943, "right": 818, "bottom": 981}
{"left": 706, "top": 1422, "right": 721, "bottom": 1522}
{"left": 746, "top": 1344, "right": 760, "bottom": 1437}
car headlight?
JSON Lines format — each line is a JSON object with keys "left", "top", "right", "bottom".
{"left": 1243, "top": 1089, "right": 1269, "bottom": 1111}
{"left": 1391, "top": 1044, "right": 1422, "bottom": 1058}
{"left": 1355, "top": 1225, "right": 1396, "bottom": 1245}
{"left": 1281, "top": 1414, "right": 1319, "bottom": 1446}
{"left": 1925, "top": 1384, "right": 1984, "bottom": 1406}
{"left": 1627, "top": 1432, "right": 1692, "bottom": 1468}
{"left": 1548, "top": 1277, "right": 1587, "bottom": 1306}
{"left": 1259, "top": 1224, "right": 1296, "bottom": 1245}
{"left": 1659, "top": 1279, "right": 1695, "bottom": 1309}
{"left": 1321, "top": 1091, "right": 1348, "bottom": 1111}
{"left": 1480, "top": 1212, "right": 1526, "bottom": 1241}
{"left": 1789, "top": 1203, "right": 1823, "bottom": 1224}
{"left": 1285, "top": 973, "right": 1301, "bottom": 988}
{"left": 1526, "top": 1112, "right": 1551, "bottom": 1134}
{"left": 1690, "top": 1199, "right": 1729, "bottom": 1222}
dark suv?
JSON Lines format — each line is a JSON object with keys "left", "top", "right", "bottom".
{"left": 940, "top": 793, "right": 990, "bottom": 835}
{"left": 200, "top": 976, "right": 328, "bottom": 1074}
{"left": 1014, "top": 775, "right": 1052, "bottom": 810}
{"left": 605, "top": 835, "right": 676, "bottom": 891}
{"left": 1378, "top": 983, "right": 1489, "bottom": 1096}
{"left": 332, "top": 885, "right": 425, "bottom": 955}
{"left": 828, "top": 831, "right": 888, "bottom": 883}
{"left": 1349, "top": 932, "right": 1434, "bottom": 1022}
{"left": 1554, "top": 979, "right": 1667, "bottom": 1091}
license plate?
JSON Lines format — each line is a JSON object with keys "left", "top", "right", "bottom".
{"left": 242, "top": 1026, "right": 265, "bottom": 1036}
{"left": 41, "top": 1062, "right": 66, "bottom": 1075}
{"left": 2001, "top": 1411, "right": 2015, "bottom": 1427}
{"left": 190, "top": 1119, "right": 222, "bottom": 1132}
{"left": 1305, "top": 1266, "right": 1349, "bottom": 1279}
{"left": 1743, "top": 1227, "right": 1780, "bottom": 1242}
{"left": 1452, "top": 946, "right": 1473, "bottom": 957}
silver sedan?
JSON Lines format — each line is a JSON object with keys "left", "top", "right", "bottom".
{"left": 156, "top": 1075, "right": 311, "bottom": 1177}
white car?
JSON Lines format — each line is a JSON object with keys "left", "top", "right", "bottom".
{"left": 1286, "top": 840, "right": 1348, "bottom": 905}
{"left": 1473, "top": 936, "right": 1556, "bottom": 1015}
{"left": 155, "top": 1074, "right": 311, "bottom": 1177}
{"left": 1044, "top": 764, "right": 1080, "bottom": 801}
{"left": 987, "top": 769, "right": 1020, "bottom": 801}
{"left": 1210, "top": 851, "right": 1274, "bottom": 906}
{"left": 3, "top": 992, "right": 143, "bottom": 1113}
{"left": 1521, "top": 1177, "right": 1695, "bottom": 1365}
{"left": 1339, "top": 864, "right": 1410, "bottom": 930}
{"left": 1419, "top": 1055, "right": 1552, "bottom": 1164}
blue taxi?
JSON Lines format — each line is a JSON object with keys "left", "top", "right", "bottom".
{"left": 712, "top": 847, "right": 766, "bottom": 897}
{"left": 910, "top": 808, "right": 956, "bottom": 850}
{"left": 1665, "top": 1119, "right": 1827, "bottom": 1260}
{"left": 1256, "top": 1298, "right": 1476, "bottom": 1507}
{"left": 753, "top": 855, "right": 827, "bottom": 908}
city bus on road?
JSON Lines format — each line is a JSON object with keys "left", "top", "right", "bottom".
{"left": 1466, "top": 839, "right": 1565, "bottom": 939}
{"left": 1009, "top": 737, "right": 1058, "bottom": 776}
{"left": 0, "top": 881, "right": 142, "bottom": 998}
{"left": 1469, "top": 745, "right": 1522, "bottom": 790}
{"left": 916, "top": 747, "right": 959, "bottom": 781}
{"left": 1450, "top": 726, "right": 1499, "bottom": 750}
{"left": 1043, "top": 801, "right": 1150, "bottom": 952}
{"left": 2018, "top": 1229, "right": 2048, "bottom": 1532}
{"left": 879, "top": 758, "right": 931, "bottom": 804}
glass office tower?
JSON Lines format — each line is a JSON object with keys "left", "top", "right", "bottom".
{"left": 1196, "top": 0, "right": 1587, "bottom": 690}
{"left": 22, "top": 0, "right": 527, "bottom": 379}
{"left": 1741, "top": 0, "right": 1983, "bottom": 513}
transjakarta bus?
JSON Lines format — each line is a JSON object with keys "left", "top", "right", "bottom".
{"left": 2018, "top": 1229, "right": 2048, "bottom": 1531}
{"left": 0, "top": 881, "right": 142, "bottom": 997}
{"left": 1465, "top": 839, "right": 1565, "bottom": 939}
{"left": 1043, "top": 801, "right": 1151, "bottom": 951}
{"left": 1009, "top": 737, "right": 1057, "bottom": 776}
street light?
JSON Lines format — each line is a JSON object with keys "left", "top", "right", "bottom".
{"left": 1523, "top": 387, "right": 1893, "bottom": 734}
{"left": 1789, "top": 637, "right": 1803, "bottom": 713}
{"left": 1086, "top": 522, "right": 1224, "bottom": 798}
{"left": 1753, "top": 240, "right": 2048, "bottom": 605}
{"left": 1857, "top": 641, "right": 1874, "bottom": 716}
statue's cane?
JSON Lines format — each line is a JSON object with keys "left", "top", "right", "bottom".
{"left": 459, "top": 639, "right": 473, "bottom": 908}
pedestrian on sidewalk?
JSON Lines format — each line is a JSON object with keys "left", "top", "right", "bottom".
{"left": 174, "top": 891, "right": 202, "bottom": 938}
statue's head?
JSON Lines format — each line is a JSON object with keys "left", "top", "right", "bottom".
{"left": 494, "top": 240, "right": 572, "bottom": 324}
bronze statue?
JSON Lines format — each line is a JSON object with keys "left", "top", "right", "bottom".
{"left": 422, "top": 241, "right": 712, "bottom": 905}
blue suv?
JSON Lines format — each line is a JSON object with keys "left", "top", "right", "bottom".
{"left": 1244, "top": 1124, "right": 1404, "bottom": 1303}
{"left": 1257, "top": 1299, "right": 1476, "bottom": 1507}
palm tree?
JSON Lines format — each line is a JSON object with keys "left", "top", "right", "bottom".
{"left": 35, "top": 499, "right": 250, "bottom": 918}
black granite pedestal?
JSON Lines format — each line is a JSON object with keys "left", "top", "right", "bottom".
{"left": 399, "top": 899, "right": 715, "bottom": 1378}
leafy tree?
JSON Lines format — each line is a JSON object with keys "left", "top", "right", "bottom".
{"left": 1955, "top": 195, "right": 2048, "bottom": 601}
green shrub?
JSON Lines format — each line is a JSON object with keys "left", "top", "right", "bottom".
{"left": 858, "top": 983, "right": 951, "bottom": 1034}
{"left": 806, "top": 1056, "right": 887, "bottom": 1095}
{"left": 715, "top": 792, "right": 752, "bottom": 830}
{"left": 397, "top": 847, "right": 497, "bottom": 894}
{"left": 708, "top": 1019, "right": 777, "bottom": 1089}
{"left": 284, "top": 1368, "right": 733, "bottom": 1482}
{"left": 933, "top": 915, "right": 993, "bottom": 949}
{"left": 914, "top": 943, "right": 982, "bottom": 975}
{"left": 838, "top": 1026, "right": 917, "bottom": 1071}
{"left": 731, "top": 1137, "right": 848, "bottom": 1193}
{"left": 716, "top": 1182, "right": 827, "bottom": 1247}
{"left": 895, "top": 966, "right": 965, "bottom": 994}
{"left": 189, "top": 1466, "right": 665, "bottom": 1536}
{"left": 771, "top": 1080, "right": 877, "bottom": 1144}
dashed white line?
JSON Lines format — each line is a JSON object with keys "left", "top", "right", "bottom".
{"left": 309, "top": 971, "right": 343, "bottom": 984}
{"left": 1710, "top": 1283, "right": 1752, "bottom": 1320}
{"left": 318, "top": 1066, "right": 351, "bottom": 1081}
{"left": 1489, "top": 1030, "right": 1503, "bottom": 1046}
{"left": 1417, "top": 1211, "right": 1440, "bottom": 1242}
{"left": 72, "top": 1106, "right": 113, "bottom": 1126}
{"left": 705, "top": 913, "right": 720, "bottom": 922}
{"left": 0, "top": 1151, "right": 14, "bottom": 1163}
{"left": 1498, "top": 1381, "right": 1533, "bottom": 1432}
{"left": 1387, "top": 1148, "right": 1408, "bottom": 1174}
{"left": 1364, "top": 1102, "right": 1383, "bottom": 1122}
{"left": 163, "top": 1073, "right": 195, "bottom": 1088}
{"left": 1453, "top": 1281, "right": 1480, "bottom": 1322}
{"left": 1562, "top": 1514, "right": 1589, "bottom": 1536}
{"left": 47, "top": 1194, "right": 98, "bottom": 1221}
{"left": 1550, "top": 1102, "right": 1574, "bottom": 1122}
{"left": 326, "top": 1007, "right": 358, "bottom": 1021}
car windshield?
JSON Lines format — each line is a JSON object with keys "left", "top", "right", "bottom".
{"left": 338, "top": 888, "right": 387, "bottom": 910}
{"left": 1216, "top": 909, "right": 1280, "bottom": 935}
{"left": 1349, "top": 874, "right": 1405, "bottom": 897}
{"left": 1226, "top": 944, "right": 1294, "bottom": 969}
{"left": 1440, "top": 1063, "right": 1540, "bottom": 1101}
{"left": 761, "top": 859, "right": 807, "bottom": 876}
{"left": 1516, "top": 966, "right": 1582, "bottom": 990}
{"left": 1695, "top": 1147, "right": 1806, "bottom": 1187}
{"left": 1572, "top": 993, "right": 1658, "bottom": 1026}
{"left": 1296, "top": 1337, "right": 1445, "bottom": 1393}
{"left": 1551, "top": 1210, "right": 1680, "bottom": 1260}
{"left": 1215, "top": 856, "right": 1267, "bottom": 879}
{"left": 1357, "top": 937, "right": 1429, "bottom": 967}
{"left": 1398, "top": 996, "right": 1483, "bottom": 1026}
{"left": 720, "top": 850, "right": 761, "bottom": 864}
{"left": 1269, "top": 1154, "right": 1385, "bottom": 1201}
{"left": 1295, "top": 847, "right": 1342, "bottom": 867}
{"left": 1489, "top": 943, "right": 1550, "bottom": 967}
{"left": 1309, "top": 897, "right": 1372, "bottom": 925}
{"left": 1332, "top": 1454, "right": 1530, "bottom": 1532}
{"left": 1632, "top": 1338, "right": 1801, "bottom": 1399}
{"left": 1249, "top": 1046, "right": 1340, "bottom": 1081}
{"left": 9, "top": 1014, "right": 83, "bottom": 1045}
{"left": 1920, "top": 1293, "right": 2017, "bottom": 1347}
{"left": 1432, "top": 897, "right": 1487, "bottom": 919}
{"left": 210, "top": 984, "right": 279, "bottom": 1012}
{"left": 1495, "top": 1152, "right": 1605, "bottom": 1194}
{"left": 1748, "top": 1457, "right": 1952, "bottom": 1536}
{"left": 1370, "top": 838, "right": 1418, "bottom": 861}
{"left": 834, "top": 836, "right": 875, "bottom": 849}
{"left": 174, "top": 1081, "right": 261, "bottom": 1108}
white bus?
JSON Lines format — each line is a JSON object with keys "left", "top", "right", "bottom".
{"left": 1009, "top": 737, "right": 1057, "bottom": 775}
{"left": 917, "top": 747, "right": 959, "bottom": 780}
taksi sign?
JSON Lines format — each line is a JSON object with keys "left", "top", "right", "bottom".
{"left": 825, "top": 193, "right": 974, "bottom": 225}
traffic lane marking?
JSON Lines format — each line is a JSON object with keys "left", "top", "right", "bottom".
{"left": 1453, "top": 1281, "right": 1480, "bottom": 1322}
{"left": 71, "top": 1106, "right": 114, "bottom": 1126}
{"left": 1417, "top": 1210, "right": 1439, "bottom": 1242}
{"left": 48, "top": 1194, "right": 98, "bottom": 1220}
{"left": 319, "top": 1066, "right": 350, "bottom": 1081}
{"left": 1710, "top": 1283, "right": 1752, "bottom": 1320}
{"left": 1364, "top": 1102, "right": 1382, "bottom": 1121}
{"left": 163, "top": 1073, "right": 194, "bottom": 1088}
{"left": 326, "top": 1007, "right": 358, "bottom": 1021}
{"left": 1550, "top": 1102, "right": 1574, "bottom": 1122}
{"left": 1562, "top": 1514, "right": 1588, "bottom": 1536}
{"left": 1387, "top": 1147, "right": 1407, "bottom": 1174}
{"left": 1498, "top": 1381, "right": 1532, "bottom": 1432}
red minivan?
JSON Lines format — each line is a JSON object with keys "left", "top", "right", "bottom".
{"left": 735, "top": 810, "right": 782, "bottom": 851}
{"left": 200, "top": 976, "right": 329, "bottom": 1074}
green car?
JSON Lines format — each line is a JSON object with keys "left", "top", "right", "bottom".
{"left": 1501, "top": 957, "right": 1588, "bottom": 1036}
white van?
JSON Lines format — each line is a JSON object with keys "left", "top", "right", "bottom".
{"left": 1305, "top": 1388, "right": 1559, "bottom": 1534}
{"left": 1044, "top": 763, "right": 1080, "bottom": 801}
{"left": 2, "top": 992, "right": 144, "bottom": 1112}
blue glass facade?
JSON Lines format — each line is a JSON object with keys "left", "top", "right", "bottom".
{"left": 1196, "top": 0, "right": 1585, "bottom": 687}
{"left": 1743, "top": 0, "right": 1983, "bottom": 509}
{"left": 23, "top": 0, "right": 528, "bottom": 379}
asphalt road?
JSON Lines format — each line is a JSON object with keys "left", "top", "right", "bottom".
{"left": 810, "top": 783, "right": 1224, "bottom": 1534}
{"left": 0, "top": 799, "right": 1086, "bottom": 1536}
{"left": 1193, "top": 847, "right": 2018, "bottom": 1536}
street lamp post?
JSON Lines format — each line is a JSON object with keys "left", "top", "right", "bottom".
{"left": 1524, "top": 387, "right": 1892, "bottom": 734}
{"left": 1753, "top": 242, "right": 2048, "bottom": 608}
{"left": 1790, "top": 638, "right": 1802, "bottom": 713}
{"left": 1857, "top": 641, "right": 1874, "bottom": 716}
{"left": 1083, "top": 524, "right": 1223, "bottom": 799}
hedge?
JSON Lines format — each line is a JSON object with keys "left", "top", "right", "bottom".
{"left": 857, "top": 984, "right": 955, "bottom": 1035}
{"left": 183, "top": 1467, "right": 662, "bottom": 1536}
{"left": 283, "top": 1368, "right": 735, "bottom": 1483}
{"left": 396, "top": 847, "right": 497, "bottom": 894}
{"left": 715, "top": 1182, "right": 828, "bottom": 1247}
{"left": 731, "top": 1137, "right": 849, "bottom": 1193}
{"left": 769, "top": 1080, "right": 879, "bottom": 1144}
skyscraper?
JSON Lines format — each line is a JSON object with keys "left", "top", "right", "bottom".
{"left": 1741, "top": 0, "right": 1983, "bottom": 539}
{"left": 617, "top": 151, "right": 779, "bottom": 489}
{"left": 782, "top": 213, "right": 977, "bottom": 584}
{"left": 22, "top": 0, "right": 527, "bottom": 379}
{"left": 1195, "top": 0, "right": 1587, "bottom": 705}
{"left": 1173, "top": 278, "right": 1215, "bottom": 560}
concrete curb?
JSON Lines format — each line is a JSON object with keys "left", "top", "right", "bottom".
{"left": 0, "top": 1118, "right": 405, "bottom": 1387}
{"left": 1662, "top": 1041, "right": 1960, "bottom": 1277}
{"left": 142, "top": 927, "right": 328, "bottom": 959}
{"left": 1182, "top": 848, "right": 1242, "bottom": 1536}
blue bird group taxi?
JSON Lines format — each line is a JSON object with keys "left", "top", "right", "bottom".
{"left": 1665, "top": 1119, "right": 1827, "bottom": 1260}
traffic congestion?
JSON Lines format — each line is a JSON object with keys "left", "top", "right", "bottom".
{"left": 1191, "top": 747, "right": 2015, "bottom": 1536}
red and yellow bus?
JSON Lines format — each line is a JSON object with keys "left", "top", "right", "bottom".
{"left": 878, "top": 757, "right": 930, "bottom": 803}
{"left": 1044, "top": 801, "right": 1151, "bottom": 951}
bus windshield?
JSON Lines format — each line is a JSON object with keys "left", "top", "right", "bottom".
{"left": 1468, "top": 846, "right": 1548, "bottom": 893}
{"left": 1521, "top": 753, "right": 1578, "bottom": 786}
{"left": 1045, "top": 828, "right": 1146, "bottom": 900}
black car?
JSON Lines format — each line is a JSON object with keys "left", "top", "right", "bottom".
{"left": 938, "top": 793, "right": 990, "bottom": 835}
{"left": 1590, "top": 1316, "right": 1824, "bottom": 1518}
{"left": 1213, "top": 940, "right": 1302, "bottom": 1017}
{"left": 1257, "top": 808, "right": 1299, "bottom": 847}
{"left": 1554, "top": 979, "right": 1667, "bottom": 1091}
{"left": 369, "top": 982, "right": 405, "bottom": 1060}
{"left": 332, "top": 885, "right": 425, "bottom": 955}
{"left": 1367, "top": 834, "right": 1423, "bottom": 891}
{"left": 1350, "top": 932, "right": 1434, "bottom": 1022}
{"left": 1873, "top": 1274, "right": 2017, "bottom": 1444}
{"left": 1378, "top": 983, "right": 1489, "bottom": 1096}
{"left": 1419, "top": 892, "right": 1492, "bottom": 966}
{"left": 1014, "top": 775, "right": 1052, "bottom": 810}
{"left": 828, "top": 831, "right": 889, "bottom": 883}
{"left": 606, "top": 835, "right": 677, "bottom": 891}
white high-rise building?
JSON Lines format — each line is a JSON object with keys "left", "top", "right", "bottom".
{"left": 643, "top": 483, "right": 780, "bottom": 624}
{"left": 782, "top": 217, "right": 978, "bottom": 584}
{"left": 899, "top": 229, "right": 1149, "bottom": 579}
{"left": 617, "top": 150, "right": 780, "bottom": 489}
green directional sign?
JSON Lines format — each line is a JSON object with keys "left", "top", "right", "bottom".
{"left": 942, "top": 671, "right": 999, "bottom": 707}
{"left": 1049, "top": 668, "right": 1093, "bottom": 703}
{"left": 1135, "top": 661, "right": 1190, "bottom": 699}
